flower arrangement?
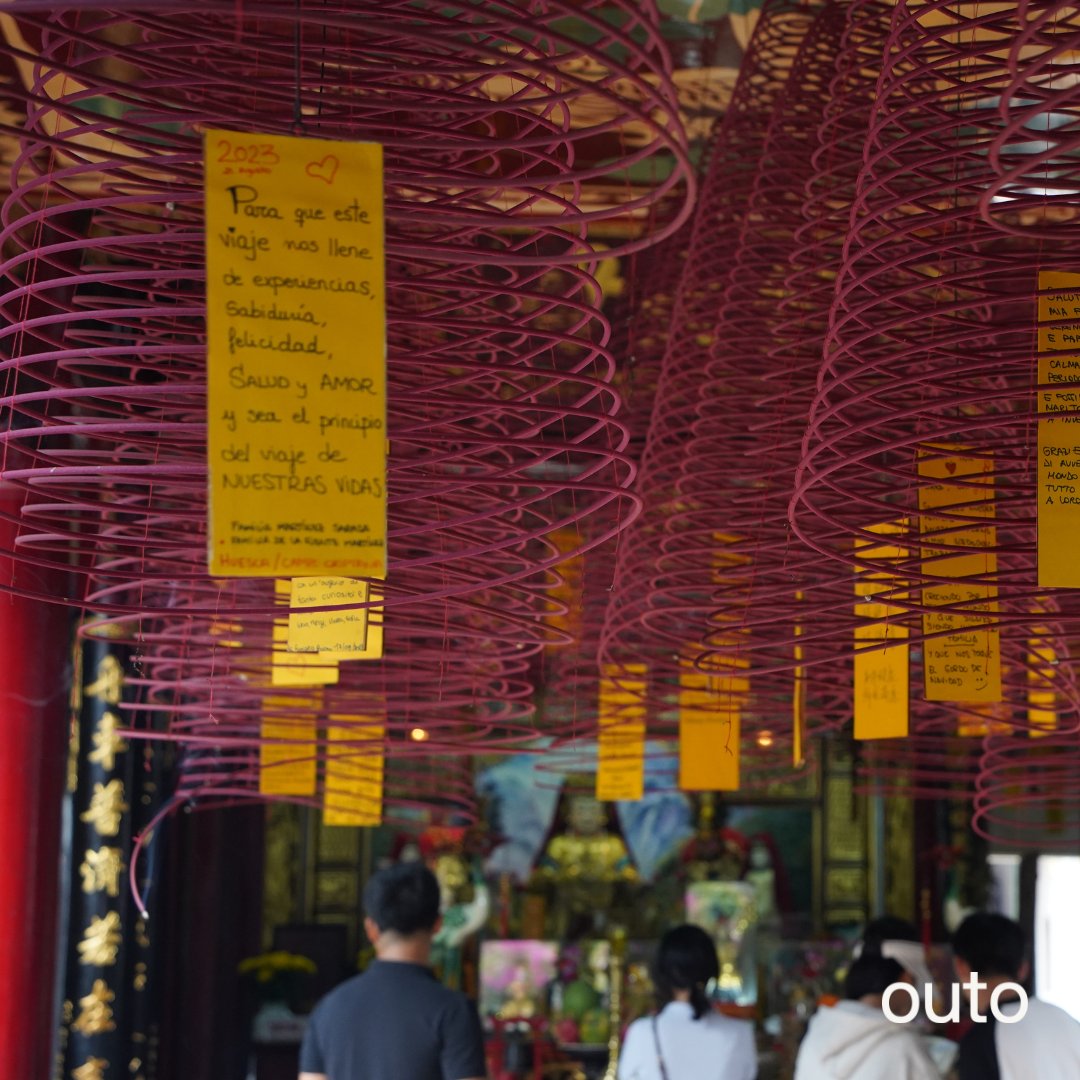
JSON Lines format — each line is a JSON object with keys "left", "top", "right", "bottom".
{"left": 239, "top": 951, "right": 317, "bottom": 1006}
{"left": 239, "top": 951, "right": 317, "bottom": 982}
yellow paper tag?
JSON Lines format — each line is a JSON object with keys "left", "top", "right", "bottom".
{"left": 545, "top": 528, "right": 584, "bottom": 650}
{"left": 260, "top": 697, "right": 318, "bottom": 795}
{"left": 596, "top": 664, "right": 646, "bottom": 801}
{"left": 205, "top": 130, "right": 386, "bottom": 579}
{"left": 854, "top": 523, "right": 910, "bottom": 739}
{"left": 272, "top": 580, "right": 338, "bottom": 685}
{"left": 1028, "top": 634, "right": 1058, "bottom": 737}
{"left": 679, "top": 701, "right": 740, "bottom": 791}
{"left": 917, "top": 447, "right": 1001, "bottom": 702}
{"left": 1037, "top": 272, "right": 1080, "bottom": 587}
{"left": 677, "top": 649, "right": 746, "bottom": 790}
{"left": 324, "top": 717, "right": 384, "bottom": 826}
{"left": 288, "top": 577, "right": 369, "bottom": 655}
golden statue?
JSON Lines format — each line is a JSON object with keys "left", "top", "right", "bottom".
{"left": 531, "top": 795, "right": 637, "bottom": 938}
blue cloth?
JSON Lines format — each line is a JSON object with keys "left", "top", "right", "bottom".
{"left": 299, "top": 960, "right": 486, "bottom": 1080}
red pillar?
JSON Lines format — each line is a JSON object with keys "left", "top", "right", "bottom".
{"left": 0, "top": 489, "right": 73, "bottom": 1080}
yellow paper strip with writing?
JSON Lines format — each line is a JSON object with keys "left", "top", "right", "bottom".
{"left": 917, "top": 447, "right": 1001, "bottom": 702}
{"left": 205, "top": 130, "right": 386, "bottom": 579}
{"left": 596, "top": 664, "right": 646, "bottom": 802}
{"left": 260, "top": 696, "right": 318, "bottom": 795}
{"left": 1038, "top": 271, "right": 1080, "bottom": 586}
{"left": 324, "top": 717, "right": 384, "bottom": 826}
{"left": 678, "top": 648, "right": 747, "bottom": 791}
{"left": 288, "top": 576, "right": 369, "bottom": 654}
{"left": 273, "top": 579, "right": 338, "bottom": 685}
{"left": 854, "top": 523, "right": 909, "bottom": 739}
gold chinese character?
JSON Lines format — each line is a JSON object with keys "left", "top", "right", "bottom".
{"left": 72, "top": 1058, "right": 108, "bottom": 1080}
{"left": 80, "top": 781, "right": 128, "bottom": 837}
{"left": 72, "top": 980, "right": 115, "bottom": 1036}
{"left": 87, "top": 713, "right": 127, "bottom": 773}
{"left": 80, "top": 847, "right": 125, "bottom": 897}
{"left": 134, "top": 917, "right": 149, "bottom": 949}
{"left": 78, "top": 912, "right": 122, "bottom": 967}
{"left": 133, "top": 962, "right": 147, "bottom": 991}
{"left": 85, "top": 655, "right": 123, "bottom": 704}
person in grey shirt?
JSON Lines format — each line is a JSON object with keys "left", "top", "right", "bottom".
{"left": 300, "top": 862, "right": 486, "bottom": 1080}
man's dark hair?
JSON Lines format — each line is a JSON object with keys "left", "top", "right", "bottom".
{"left": 844, "top": 954, "right": 906, "bottom": 1000}
{"left": 364, "top": 862, "right": 441, "bottom": 936}
{"left": 654, "top": 924, "right": 720, "bottom": 1020}
{"left": 952, "top": 912, "right": 1026, "bottom": 978}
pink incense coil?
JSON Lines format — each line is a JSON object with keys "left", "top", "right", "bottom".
{"left": 973, "top": 728, "right": 1080, "bottom": 848}
{"left": 0, "top": 0, "right": 692, "bottom": 813}
{"left": 600, "top": 0, "right": 863, "bottom": 779}
{"left": 0, "top": 0, "right": 693, "bottom": 624}
{"left": 790, "top": 0, "right": 1080, "bottom": 759}
{"left": 982, "top": 0, "right": 1080, "bottom": 238}
{"left": 599, "top": 0, "right": 816, "bottom": 721}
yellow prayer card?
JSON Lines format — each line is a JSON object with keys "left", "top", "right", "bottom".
{"left": 205, "top": 130, "right": 386, "bottom": 579}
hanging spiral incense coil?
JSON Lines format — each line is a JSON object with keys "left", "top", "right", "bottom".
{"left": 599, "top": 0, "right": 814, "bottom": 730}
{"left": 982, "top": 0, "right": 1080, "bottom": 238}
{"left": 790, "top": 0, "right": 1080, "bottom": 795}
{"left": 0, "top": 0, "right": 692, "bottom": 624}
{"left": 0, "top": 1, "right": 694, "bottom": 820}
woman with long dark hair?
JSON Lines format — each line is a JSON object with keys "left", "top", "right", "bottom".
{"left": 617, "top": 925, "right": 757, "bottom": 1080}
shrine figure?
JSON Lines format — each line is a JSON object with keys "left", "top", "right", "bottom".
{"left": 421, "top": 826, "right": 491, "bottom": 991}
{"left": 746, "top": 841, "right": 779, "bottom": 928}
{"left": 531, "top": 794, "right": 637, "bottom": 939}
{"left": 679, "top": 793, "right": 750, "bottom": 883}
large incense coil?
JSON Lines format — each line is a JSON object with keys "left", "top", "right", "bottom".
{"left": 0, "top": 0, "right": 694, "bottom": 817}
{"left": 599, "top": 0, "right": 815, "bottom": 725}
{"left": 790, "top": 0, "right": 1080, "bottom": 798}
{"left": 0, "top": 0, "right": 693, "bottom": 623}
{"left": 982, "top": 0, "right": 1080, "bottom": 238}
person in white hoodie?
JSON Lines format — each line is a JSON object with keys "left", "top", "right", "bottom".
{"left": 794, "top": 918, "right": 940, "bottom": 1080}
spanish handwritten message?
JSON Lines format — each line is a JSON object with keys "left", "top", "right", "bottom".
{"left": 917, "top": 447, "right": 1001, "bottom": 703}
{"left": 1037, "top": 271, "right": 1080, "bottom": 587}
{"left": 205, "top": 130, "right": 386, "bottom": 578}
{"left": 288, "top": 577, "right": 369, "bottom": 655}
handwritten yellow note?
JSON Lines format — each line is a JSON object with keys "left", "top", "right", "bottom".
{"left": 324, "top": 717, "right": 384, "bottom": 826}
{"left": 288, "top": 577, "right": 368, "bottom": 654}
{"left": 272, "top": 579, "right": 338, "bottom": 686}
{"left": 259, "top": 697, "right": 318, "bottom": 795}
{"left": 917, "top": 447, "right": 1001, "bottom": 702}
{"left": 854, "top": 523, "right": 909, "bottom": 739}
{"left": 205, "top": 130, "right": 386, "bottom": 579}
{"left": 678, "top": 649, "right": 747, "bottom": 790}
{"left": 596, "top": 664, "right": 647, "bottom": 802}
{"left": 1038, "top": 271, "right": 1080, "bottom": 587}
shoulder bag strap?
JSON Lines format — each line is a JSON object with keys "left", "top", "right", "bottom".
{"left": 652, "top": 1015, "right": 672, "bottom": 1080}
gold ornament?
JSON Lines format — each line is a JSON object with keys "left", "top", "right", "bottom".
{"left": 85, "top": 656, "right": 123, "bottom": 704}
{"left": 80, "top": 781, "right": 128, "bottom": 837}
{"left": 79, "top": 847, "right": 125, "bottom": 897}
{"left": 72, "top": 1058, "right": 108, "bottom": 1080}
{"left": 78, "top": 912, "right": 122, "bottom": 967}
{"left": 72, "top": 980, "right": 115, "bottom": 1036}
{"left": 87, "top": 713, "right": 128, "bottom": 773}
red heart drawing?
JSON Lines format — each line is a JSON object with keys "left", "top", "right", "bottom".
{"left": 945, "top": 461, "right": 956, "bottom": 474}
{"left": 306, "top": 155, "right": 339, "bottom": 184}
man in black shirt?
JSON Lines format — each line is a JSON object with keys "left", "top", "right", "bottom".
{"left": 299, "top": 862, "right": 487, "bottom": 1080}
{"left": 954, "top": 912, "right": 1080, "bottom": 1080}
